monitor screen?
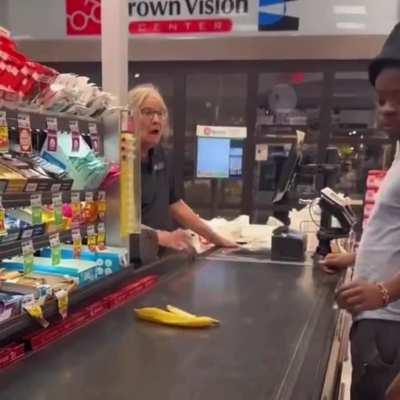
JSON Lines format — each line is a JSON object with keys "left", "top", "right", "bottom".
{"left": 272, "top": 143, "right": 302, "bottom": 203}
{"left": 196, "top": 137, "right": 243, "bottom": 179}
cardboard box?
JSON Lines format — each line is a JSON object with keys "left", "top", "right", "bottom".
{"left": 1, "top": 257, "right": 98, "bottom": 287}
{"left": 41, "top": 245, "right": 127, "bottom": 277}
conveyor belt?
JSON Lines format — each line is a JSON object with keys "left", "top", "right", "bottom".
{"left": 0, "top": 256, "right": 339, "bottom": 400}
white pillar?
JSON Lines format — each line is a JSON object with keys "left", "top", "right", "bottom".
{"left": 0, "top": 0, "right": 10, "bottom": 31}
{"left": 101, "top": 0, "right": 128, "bottom": 106}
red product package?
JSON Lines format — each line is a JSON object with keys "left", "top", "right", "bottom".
{"left": 366, "top": 170, "right": 387, "bottom": 190}
{"left": 0, "top": 32, "right": 59, "bottom": 103}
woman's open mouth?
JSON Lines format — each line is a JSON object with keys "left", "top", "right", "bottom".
{"left": 149, "top": 128, "right": 160, "bottom": 136}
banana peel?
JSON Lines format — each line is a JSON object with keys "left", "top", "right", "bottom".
{"left": 134, "top": 305, "right": 220, "bottom": 328}
{"left": 166, "top": 305, "right": 220, "bottom": 325}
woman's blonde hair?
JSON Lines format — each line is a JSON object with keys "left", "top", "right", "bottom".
{"left": 127, "top": 83, "right": 169, "bottom": 137}
{"left": 128, "top": 83, "right": 167, "bottom": 116}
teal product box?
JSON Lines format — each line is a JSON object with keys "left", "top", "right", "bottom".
{"left": 40, "top": 245, "right": 128, "bottom": 279}
{"left": 0, "top": 257, "right": 98, "bottom": 287}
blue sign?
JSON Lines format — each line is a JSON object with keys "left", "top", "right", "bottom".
{"left": 259, "top": 0, "right": 299, "bottom": 31}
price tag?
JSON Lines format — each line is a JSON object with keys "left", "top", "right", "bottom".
{"left": 46, "top": 117, "right": 58, "bottom": 131}
{"left": 71, "top": 192, "right": 81, "bottom": 203}
{"left": 55, "top": 289, "right": 69, "bottom": 319}
{"left": 52, "top": 192, "right": 63, "bottom": 227}
{"left": 70, "top": 120, "right": 80, "bottom": 152}
{"left": 69, "top": 120, "right": 79, "bottom": 132}
{"left": 22, "top": 239, "right": 34, "bottom": 274}
{"left": 0, "top": 111, "right": 7, "bottom": 127}
{"left": 25, "top": 182, "right": 38, "bottom": 193}
{"left": 21, "top": 228, "right": 33, "bottom": 239}
{"left": 87, "top": 224, "right": 97, "bottom": 252}
{"left": 30, "top": 194, "right": 43, "bottom": 225}
{"left": 49, "top": 232, "right": 61, "bottom": 266}
{"left": 85, "top": 192, "right": 94, "bottom": 203}
{"left": 72, "top": 228, "right": 82, "bottom": 258}
{"left": 0, "top": 111, "right": 9, "bottom": 153}
{"left": 97, "top": 222, "right": 106, "bottom": 250}
{"left": 97, "top": 191, "right": 106, "bottom": 221}
{"left": 24, "top": 304, "right": 49, "bottom": 328}
{"left": 17, "top": 114, "right": 31, "bottom": 130}
{"left": 0, "top": 196, "right": 6, "bottom": 236}
{"left": 51, "top": 183, "right": 61, "bottom": 192}
{"left": 88, "top": 123, "right": 98, "bottom": 135}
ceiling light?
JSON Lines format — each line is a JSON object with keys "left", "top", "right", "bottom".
{"left": 134, "top": 73, "right": 140, "bottom": 79}
{"left": 336, "top": 22, "right": 366, "bottom": 30}
{"left": 333, "top": 5, "right": 367, "bottom": 15}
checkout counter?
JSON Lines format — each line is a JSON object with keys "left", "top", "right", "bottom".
{"left": 0, "top": 250, "right": 343, "bottom": 400}
{"left": 0, "top": 180, "right": 354, "bottom": 400}
{"left": 0, "top": 135, "right": 354, "bottom": 400}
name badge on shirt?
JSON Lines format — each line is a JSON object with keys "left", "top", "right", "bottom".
{"left": 153, "top": 162, "right": 165, "bottom": 171}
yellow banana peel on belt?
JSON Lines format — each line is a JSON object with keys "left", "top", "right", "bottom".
{"left": 134, "top": 305, "right": 220, "bottom": 328}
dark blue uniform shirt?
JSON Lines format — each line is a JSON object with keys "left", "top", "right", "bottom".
{"left": 141, "top": 146, "right": 181, "bottom": 231}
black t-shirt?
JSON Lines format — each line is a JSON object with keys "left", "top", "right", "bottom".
{"left": 141, "top": 146, "right": 181, "bottom": 231}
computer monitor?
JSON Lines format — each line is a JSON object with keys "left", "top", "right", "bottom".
{"left": 272, "top": 143, "right": 303, "bottom": 203}
{"left": 196, "top": 137, "right": 243, "bottom": 179}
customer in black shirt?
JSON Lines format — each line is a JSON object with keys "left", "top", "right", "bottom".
{"left": 128, "top": 84, "right": 235, "bottom": 252}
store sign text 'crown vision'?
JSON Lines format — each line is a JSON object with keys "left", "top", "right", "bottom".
{"left": 66, "top": 0, "right": 299, "bottom": 36}
{"left": 128, "top": 0, "right": 247, "bottom": 34}
{"left": 128, "top": 0, "right": 248, "bottom": 17}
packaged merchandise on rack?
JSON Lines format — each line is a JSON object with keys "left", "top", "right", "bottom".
{"left": 0, "top": 27, "right": 142, "bottom": 363}
{"left": 0, "top": 27, "right": 114, "bottom": 116}
{"left": 363, "top": 170, "right": 387, "bottom": 229}
{"left": 41, "top": 133, "right": 107, "bottom": 191}
{"left": 0, "top": 257, "right": 98, "bottom": 287}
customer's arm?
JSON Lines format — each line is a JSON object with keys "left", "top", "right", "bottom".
{"left": 320, "top": 252, "right": 356, "bottom": 274}
{"left": 386, "top": 372, "right": 400, "bottom": 400}
{"left": 170, "top": 200, "right": 236, "bottom": 247}
{"left": 336, "top": 270, "right": 400, "bottom": 315}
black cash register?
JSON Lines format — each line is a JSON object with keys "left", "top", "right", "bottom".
{"left": 270, "top": 138, "right": 356, "bottom": 261}
{"left": 270, "top": 142, "right": 307, "bottom": 262}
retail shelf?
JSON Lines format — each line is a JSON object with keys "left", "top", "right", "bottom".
{"left": 330, "top": 136, "right": 392, "bottom": 145}
{"left": 0, "top": 106, "right": 102, "bottom": 136}
{"left": 0, "top": 190, "right": 101, "bottom": 209}
{"left": 0, "top": 252, "right": 189, "bottom": 345}
{"left": 254, "top": 136, "right": 319, "bottom": 144}
{"left": 256, "top": 125, "right": 319, "bottom": 143}
{"left": 257, "top": 124, "right": 314, "bottom": 130}
{"left": 0, "top": 225, "right": 91, "bottom": 260}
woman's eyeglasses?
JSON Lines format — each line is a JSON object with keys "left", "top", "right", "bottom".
{"left": 140, "top": 108, "right": 167, "bottom": 120}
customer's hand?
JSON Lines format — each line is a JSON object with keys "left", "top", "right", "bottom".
{"left": 335, "top": 279, "right": 385, "bottom": 315}
{"left": 386, "top": 372, "right": 400, "bottom": 400}
{"left": 157, "top": 229, "right": 194, "bottom": 253}
{"left": 320, "top": 252, "right": 355, "bottom": 274}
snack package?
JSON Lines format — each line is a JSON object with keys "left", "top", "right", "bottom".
{"left": 41, "top": 133, "right": 107, "bottom": 190}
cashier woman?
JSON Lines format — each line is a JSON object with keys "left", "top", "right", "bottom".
{"left": 128, "top": 84, "right": 235, "bottom": 252}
